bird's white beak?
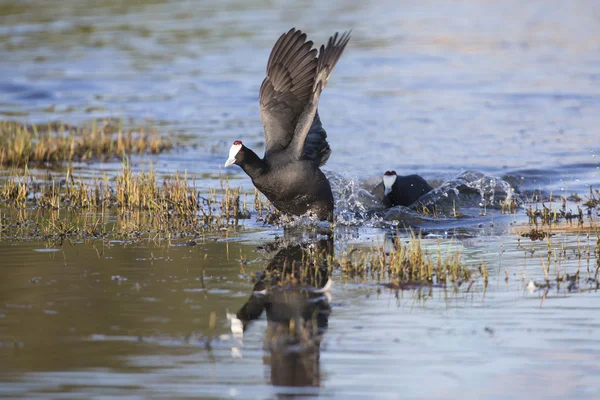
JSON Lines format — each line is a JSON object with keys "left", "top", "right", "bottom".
{"left": 224, "top": 157, "right": 235, "bottom": 168}
{"left": 383, "top": 173, "right": 396, "bottom": 196}
{"left": 224, "top": 143, "right": 242, "bottom": 168}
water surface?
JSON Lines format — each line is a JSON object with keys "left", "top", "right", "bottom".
{"left": 1, "top": 0, "right": 600, "bottom": 398}
{"left": 1, "top": 0, "right": 599, "bottom": 185}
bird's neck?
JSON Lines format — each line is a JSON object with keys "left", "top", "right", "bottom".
{"left": 240, "top": 147, "right": 267, "bottom": 179}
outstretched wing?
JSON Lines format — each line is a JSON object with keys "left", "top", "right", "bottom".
{"left": 288, "top": 31, "right": 350, "bottom": 165}
{"left": 259, "top": 29, "right": 350, "bottom": 164}
{"left": 259, "top": 28, "right": 318, "bottom": 155}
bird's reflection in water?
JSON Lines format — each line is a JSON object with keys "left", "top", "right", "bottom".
{"left": 234, "top": 237, "right": 333, "bottom": 388}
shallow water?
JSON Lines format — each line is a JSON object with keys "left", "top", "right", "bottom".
{"left": 1, "top": 232, "right": 600, "bottom": 399}
{"left": 1, "top": 0, "right": 600, "bottom": 398}
{"left": 1, "top": 0, "right": 599, "bottom": 187}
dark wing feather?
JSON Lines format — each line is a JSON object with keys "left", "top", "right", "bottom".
{"left": 301, "top": 110, "right": 331, "bottom": 166}
{"left": 288, "top": 31, "right": 351, "bottom": 165}
{"left": 314, "top": 31, "right": 351, "bottom": 94}
{"left": 259, "top": 29, "right": 350, "bottom": 164}
{"left": 259, "top": 29, "right": 318, "bottom": 155}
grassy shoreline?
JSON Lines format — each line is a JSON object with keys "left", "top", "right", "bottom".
{"left": 0, "top": 162, "right": 264, "bottom": 241}
{"left": 0, "top": 119, "right": 174, "bottom": 167}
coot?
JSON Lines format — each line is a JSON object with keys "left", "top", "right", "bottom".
{"left": 372, "top": 171, "right": 433, "bottom": 207}
{"left": 224, "top": 28, "right": 350, "bottom": 222}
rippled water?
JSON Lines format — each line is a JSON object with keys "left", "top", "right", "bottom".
{"left": 1, "top": 0, "right": 600, "bottom": 398}
{"left": 1, "top": 233, "right": 600, "bottom": 398}
{"left": 1, "top": 0, "right": 599, "bottom": 185}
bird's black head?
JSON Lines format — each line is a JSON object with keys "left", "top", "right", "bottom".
{"left": 224, "top": 140, "right": 246, "bottom": 167}
{"left": 383, "top": 170, "right": 397, "bottom": 195}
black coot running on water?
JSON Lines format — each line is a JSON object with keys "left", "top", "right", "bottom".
{"left": 372, "top": 171, "right": 433, "bottom": 207}
{"left": 224, "top": 28, "right": 351, "bottom": 222}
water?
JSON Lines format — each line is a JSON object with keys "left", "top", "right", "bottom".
{"left": 1, "top": 234, "right": 600, "bottom": 398}
{"left": 1, "top": 0, "right": 600, "bottom": 398}
{"left": 1, "top": 0, "right": 599, "bottom": 185}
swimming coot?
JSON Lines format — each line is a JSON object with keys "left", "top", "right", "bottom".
{"left": 372, "top": 171, "right": 433, "bottom": 207}
{"left": 224, "top": 28, "right": 350, "bottom": 222}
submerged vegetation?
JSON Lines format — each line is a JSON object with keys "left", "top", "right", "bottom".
{"left": 0, "top": 163, "right": 265, "bottom": 241}
{"left": 0, "top": 119, "right": 173, "bottom": 167}
{"left": 517, "top": 187, "right": 600, "bottom": 237}
{"left": 336, "top": 229, "right": 600, "bottom": 304}
{"left": 339, "top": 234, "right": 475, "bottom": 291}
{"left": 337, "top": 185, "right": 600, "bottom": 298}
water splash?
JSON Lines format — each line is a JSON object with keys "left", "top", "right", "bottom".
{"left": 328, "top": 172, "right": 431, "bottom": 228}
{"left": 327, "top": 170, "right": 516, "bottom": 226}
{"left": 416, "top": 170, "right": 516, "bottom": 217}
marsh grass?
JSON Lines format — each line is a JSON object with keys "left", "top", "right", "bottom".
{"left": 0, "top": 164, "right": 251, "bottom": 241}
{"left": 515, "top": 229, "right": 600, "bottom": 305}
{"left": 250, "top": 246, "right": 333, "bottom": 292}
{"left": 339, "top": 234, "right": 480, "bottom": 291}
{"left": 517, "top": 187, "right": 600, "bottom": 238}
{"left": 333, "top": 225, "right": 599, "bottom": 306}
{"left": 510, "top": 189, "right": 600, "bottom": 302}
{"left": 253, "top": 188, "right": 281, "bottom": 224}
{"left": 0, "top": 120, "right": 173, "bottom": 167}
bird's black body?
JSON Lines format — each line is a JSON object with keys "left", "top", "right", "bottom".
{"left": 372, "top": 173, "right": 433, "bottom": 207}
{"left": 234, "top": 145, "right": 334, "bottom": 220}
{"left": 225, "top": 29, "right": 350, "bottom": 222}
